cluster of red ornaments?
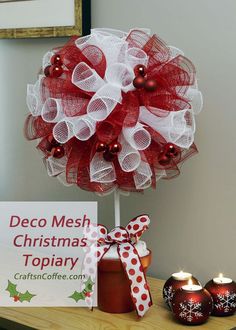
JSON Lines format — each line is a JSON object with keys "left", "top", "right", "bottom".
{"left": 163, "top": 272, "right": 236, "bottom": 326}
{"left": 96, "top": 141, "right": 122, "bottom": 162}
{"left": 158, "top": 143, "right": 180, "bottom": 166}
{"left": 46, "top": 135, "right": 65, "bottom": 159}
{"left": 133, "top": 64, "right": 158, "bottom": 92}
{"left": 44, "top": 55, "right": 64, "bottom": 78}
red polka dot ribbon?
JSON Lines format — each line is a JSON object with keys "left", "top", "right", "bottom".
{"left": 82, "top": 215, "right": 152, "bottom": 317}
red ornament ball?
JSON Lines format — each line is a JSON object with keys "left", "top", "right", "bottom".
{"left": 51, "top": 54, "right": 63, "bottom": 66}
{"left": 164, "top": 143, "right": 179, "bottom": 158}
{"left": 96, "top": 142, "right": 108, "bottom": 153}
{"left": 133, "top": 76, "right": 145, "bottom": 89}
{"left": 49, "top": 65, "right": 63, "bottom": 78}
{"left": 44, "top": 65, "right": 51, "bottom": 77}
{"left": 205, "top": 279, "right": 236, "bottom": 316}
{"left": 144, "top": 79, "right": 158, "bottom": 92}
{"left": 109, "top": 142, "right": 122, "bottom": 154}
{"left": 103, "top": 150, "right": 115, "bottom": 162}
{"left": 163, "top": 273, "right": 200, "bottom": 309}
{"left": 134, "top": 64, "right": 146, "bottom": 77}
{"left": 172, "top": 287, "right": 213, "bottom": 325}
{"left": 51, "top": 146, "right": 65, "bottom": 159}
{"left": 158, "top": 152, "right": 171, "bottom": 166}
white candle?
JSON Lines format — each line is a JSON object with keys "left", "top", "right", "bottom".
{"left": 213, "top": 273, "right": 232, "bottom": 284}
{"left": 172, "top": 271, "right": 192, "bottom": 281}
{"left": 182, "top": 279, "right": 203, "bottom": 291}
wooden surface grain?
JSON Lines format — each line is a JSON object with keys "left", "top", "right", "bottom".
{"left": 0, "top": 277, "right": 235, "bottom": 330}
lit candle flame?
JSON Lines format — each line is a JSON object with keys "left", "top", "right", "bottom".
{"left": 188, "top": 278, "right": 193, "bottom": 286}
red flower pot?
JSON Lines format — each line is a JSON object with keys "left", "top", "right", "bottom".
{"left": 98, "top": 250, "right": 152, "bottom": 313}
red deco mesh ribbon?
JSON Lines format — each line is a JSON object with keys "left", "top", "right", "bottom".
{"left": 25, "top": 28, "right": 202, "bottom": 194}
{"left": 82, "top": 215, "right": 152, "bottom": 317}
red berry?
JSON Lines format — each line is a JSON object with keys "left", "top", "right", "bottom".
{"left": 164, "top": 143, "right": 179, "bottom": 158}
{"left": 134, "top": 64, "right": 146, "bottom": 77}
{"left": 158, "top": 152, "right": 171, "bottom": 166}
{"left": 51, "top": 146, "right": 65, "bottom": 159}
{"left": 13, "top": 295, "right": 19, "bottom": 302}
{"left": 109, "top": 142, "right": 122, "bottom": 154}
{"left": 85, "top": 292, "right": 91, "bottom": 297}
{"left": 133, "top": 76, "right": 145, "bottom": 89}
{"left": 96, "top": 142, "right": 108, "bottom": 153}
{"left": 44, "top": 65, "right": 51, "bottom": 77}
{"left": 51, "top": 54, "right": 63, "bottom": 66}
{"left": 49, "top": 65, "right": 63, "bottom": 78}
{"left": 144, "top": 79, "right": 158, "bottom": 92}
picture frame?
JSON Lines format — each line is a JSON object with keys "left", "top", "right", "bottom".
{"left": 0, "top": 0, "right": 91, "bottom": 39}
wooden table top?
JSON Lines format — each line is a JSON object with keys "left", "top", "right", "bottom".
{"left": 0, "top": 277, "right": 235, "bottom": 330}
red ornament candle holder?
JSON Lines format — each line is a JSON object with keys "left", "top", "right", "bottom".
{"left": 172, "top": 283, "right": 213, "bottom": 325}
{"left": 163, "top": 272, "right": 200, "bottom": 309}
{"left": 205, "top": 274, "right": 236, "bottom": 316}
{"left": 98, "top": 251, "right": 152, "bottom": 313}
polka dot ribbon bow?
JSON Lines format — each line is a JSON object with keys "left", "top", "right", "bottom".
{"left": 82, "top": 214, "right": 152, "bottom": 317}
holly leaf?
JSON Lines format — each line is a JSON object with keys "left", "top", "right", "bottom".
{"left": 6, "top": 281, "right": 19, "bottom": 297}
{"left": 69, "top": 291, "right": 86, "bottom": 302}
{"left": 19, "top": 290, "right": 36, "bottom": 303}
{"left": 84, "top": 277, "right": 94, "bottom": 293}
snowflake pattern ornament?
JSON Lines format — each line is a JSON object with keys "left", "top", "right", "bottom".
{"left": 205, "top": 278, "right": 236, "bottom": 316}
{"left": 163, "top": 285, "right": 174, "bottom": 308}
{"left": 179, "top": 299, "right": 203, "bottom": 322}
{"left": 25, "top": 28, "right": 203, "bottom": 195}
{"left": 172, "top": 286, "right": 212, "bottom": 325}
{"left": 215, "top": 291, "right": 236, "bottom": 313}
{"left": 163, "top": 272, "right": 200, "bottom": 309}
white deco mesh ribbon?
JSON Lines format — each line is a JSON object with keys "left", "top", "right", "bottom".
{"left": 46, "top": 156, "right": 67, "bottom": 177}
{"left": 90, "top": 29, "right": 128, "bottom": 66}
{"left": 125, "top": 47, "right": 149, "bottom": 68}
{"left": 41, "top": 98, "right": 65, "bottom": 123}
{"left": 186, "top": 87, "right": 203, "bottom": 115}
{"left": 72, "top": 115, "right": 96, "bottom": 141}
{"left": 169, "top": 46, "right": 184, "bottom": 59}
{"left": 53, "top": 118, "right": 74, "bottom": 144}
{"left": 26, "top": 84, "right": 40, "bottom": 117}
{"left": 90, "top": 153, "right": 116, "bottom": 183}
{"left": 122, "top": 123, "right": 151, "bottom": 151}
{"left": 105, "top": 63, "right": 135, "bottom": 92}
{"left": 72, "top": 62, "right": 105, "bottom": 92}
{"left": 71, "top": 29, "right": 150, "bottom": 123}
{"left": 133, "top": 160, "right": 152, "bottom": 190}
{"left": 139, "top": 106, "right": 196, "bottom": 149}
{"left": 118, "top": 134, "right": 141, "bottom": 172}
{"left": 26, "top": 76, "right": 44, "bottom": 117}
{"left": 87, "top": 84, "right": 122, "bottom": 121}
{"left": 52, "top": 115, "right": 96, "bottom": 143}
{"left": 42, "top": 51, "right": 54, "bottom": 69}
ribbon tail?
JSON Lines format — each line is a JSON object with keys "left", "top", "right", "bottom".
{"left": 118, "top": 243, "right": 152, "bottom": 317}
{"left": 81, "top": 243, "right": 110, "bottom": 309}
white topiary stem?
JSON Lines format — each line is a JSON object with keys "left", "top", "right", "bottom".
{"left": 114, "top": 190, "right": 120, "bottom": 227}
